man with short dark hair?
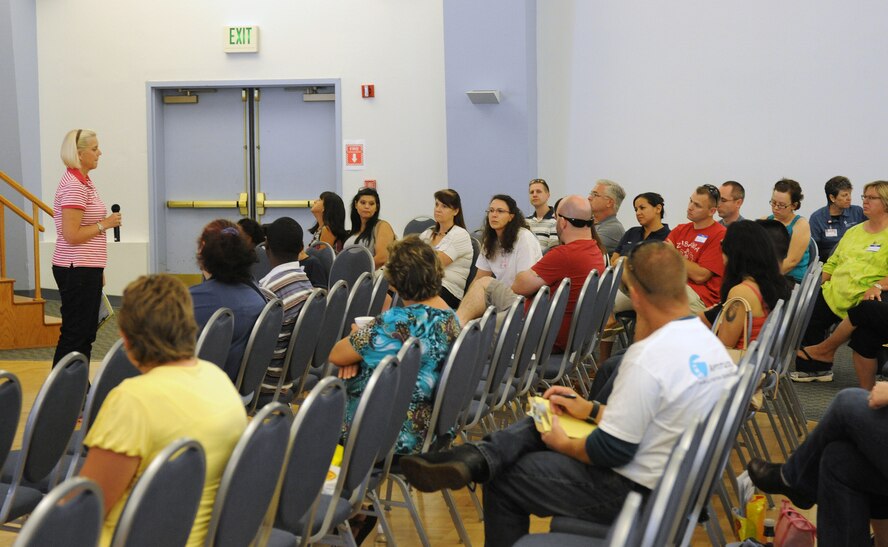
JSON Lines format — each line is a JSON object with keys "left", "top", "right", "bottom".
{"left": 401, "top": 242, "right": 735, "bottom": 547}
{"left": 666, "top": 185, "right": 727, "bottom": 312}
{"left": 526, "top": 178, "right": 558, "bottom": 252}
{"left": 259, "top": 216, "right": 314, "bottom": 398}
{"left": 809, "top": 175, "right": 865, "bottom": 261}
{"left": 588, "top": 179, "right": 626, "bottom": 253}
{"left": 718, "top": 180, "right": 746, "bottom": 226}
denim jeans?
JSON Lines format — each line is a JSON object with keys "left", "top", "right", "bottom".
{"left": 478, "top": 418, "right": 639, "bottom": 547}
{"left": 52, "top": 265, "right": 103, "bottom": 365}
{"left": 781, "top": 388, "right": 888, "bottom": 545}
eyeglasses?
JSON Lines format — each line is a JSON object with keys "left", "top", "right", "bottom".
{"left": 769, "top": 200, "right": 791, "bottom": 210}
{"left": 719, "top": 197, "right": 737, "bottom": 203}
{"left": 486, "top": 208, "right": 510, "bottom": 215}
{"left": 556, "top": 212, "right": 594, "bottom": 228}
{"left": 861, "top": 195, "right": 882, "bottom": 202}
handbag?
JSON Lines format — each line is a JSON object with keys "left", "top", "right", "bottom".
{"left": 775, "top": 499, "right": 816, "bottom": 547}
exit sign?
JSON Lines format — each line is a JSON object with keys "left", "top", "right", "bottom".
{"left": 224, "top": 26, "right": 259, "bottom": 53}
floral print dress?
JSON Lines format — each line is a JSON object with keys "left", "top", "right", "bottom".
{"left": 341, "top": 304, "right": 461, "bottom": 454}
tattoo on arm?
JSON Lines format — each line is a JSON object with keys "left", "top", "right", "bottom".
{"left": 725, "top": 302, "right": 738, "bottom": 323}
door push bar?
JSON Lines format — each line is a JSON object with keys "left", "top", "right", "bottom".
{"left": 166, "top": 193, "right": 312, "bottom": 216}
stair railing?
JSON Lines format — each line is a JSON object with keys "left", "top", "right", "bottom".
{"left": 0, "top": 171, "right": 53, "bottom": 300}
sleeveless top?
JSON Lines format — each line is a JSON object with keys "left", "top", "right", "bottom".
{"left": 768, "top": 214, "right": 810, "bottom": 282}
{"left": 738, "top": 281, "right": 768, "bottom": 349}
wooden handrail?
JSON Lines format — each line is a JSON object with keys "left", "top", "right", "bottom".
{"left": 0, "top": 170, "right": 51, "bottom": 300}
{"left": 0, "top": 171, "right": 52, "bottom": 216}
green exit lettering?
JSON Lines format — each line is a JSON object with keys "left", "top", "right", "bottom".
{"left": 229, "top": 27, "right": 252, "bottom": 45}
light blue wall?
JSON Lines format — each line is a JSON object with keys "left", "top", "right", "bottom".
{"left": 443, "top": 0, "right": 538, "bottom": 232}
{"left": 0, "top": 0, "right": 41, "bottom": 288}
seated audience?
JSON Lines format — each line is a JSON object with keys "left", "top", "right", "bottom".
{"left": 80, "top": 274, "right": 247, "bottom": 547}
{"left": 701, "top": 220, "right": 791, "bottom": 349}
{"left": 748, "top": 383, "right": 888, "bottom": 546}
{"left": 588, "top": 179, "right": 626, "bottom": 254}
{"left": 458, "top": 195, "right": 603, "bottom": 352}
{"left": 343, "top": 187, "right": 397, "bottom": 269}
{"left": 190, "top": 219, "right": 267, "bottom": 382}
{"left": 471, "top": 194, "right": 542, "bottom": 288}
{"left": 717, "top": 180, "right": 746, "bottom": 226}
{"left": 258, "top": 217, "right": 315, "bottom": 400}
{"left": 419, "top": 189, "right": 473, "bottom": 308}
{"left": 401, "top": 242, "right": 735, "bottom": 547}
{"left": 765, "top": 178, "right": 810, "bottom": 283}
{"left": 809, "top": 175, "right": 865, "bottom": 261}
{"left": 610, "top": 192, "right": 670, "bottom": 265}
{"left": 793, "top": 180, "right": 888, "bottom": 382}
{"left": 526, "top": 178, "right": 558, "bottom": 252}
{"left": 665, "top": 184, "right": 727, "bottom": 312}
{"left": 329, "top": 236, "right": 461, "bottom": 454}
{"left": 309, "top": 191, "right": 348, "bottom": 253}
{"left": 799, "top": 299, "right": 888, "bottom": 389}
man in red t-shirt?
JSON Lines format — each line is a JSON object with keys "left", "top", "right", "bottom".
{"left": 511, "top": 195, "right": 605, "bottom": 351}
{"left": 665, "top": 185, "right": 726, "bottom": 311}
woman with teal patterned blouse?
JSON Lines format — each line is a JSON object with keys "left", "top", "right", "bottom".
{"left": 329, "top": 236, "right": 461, "bottom": 454}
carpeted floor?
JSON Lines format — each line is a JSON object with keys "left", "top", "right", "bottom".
{"left": 0, "top": 299, "right": 860, "bottom": 422}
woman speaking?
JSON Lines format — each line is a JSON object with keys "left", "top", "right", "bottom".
{"left": 52, "top": 129, "right": 121, "bottom": 365}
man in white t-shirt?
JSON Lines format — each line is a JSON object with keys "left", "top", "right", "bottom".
{"left": 402, "top": 241, "right": 735, "bottom": 547}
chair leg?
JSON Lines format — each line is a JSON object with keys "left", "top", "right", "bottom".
{"left": 703, "top": 500, "right": 727, "bottom": 547}
{"left": 467, "top": 487, "right": 484, "bottom": 521}
{"left": 385, "top": 475, "right": 431, "bottom": 547}
{"left": 442, "top": 488, "right": 473, "bottom": 546}
{"left": 367, "top": 491, "right": 398, "bottom": 547}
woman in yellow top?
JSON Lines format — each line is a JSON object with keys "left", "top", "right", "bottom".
{"left": 793, "top": 180, "right": 888, "bottom": 382}
{"left": 80, "top": 274, "right": 248, "bottom": 546}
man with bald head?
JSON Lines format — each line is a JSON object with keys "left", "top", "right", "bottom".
{"left": 457, "top": 195, "right": 604, "bottom": 352}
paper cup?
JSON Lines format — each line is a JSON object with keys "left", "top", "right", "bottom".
{"left": 354, "top": 316, "right": 374, "bottom": 328}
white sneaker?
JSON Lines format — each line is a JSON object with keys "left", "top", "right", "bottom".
{"left": 789, "top": 370, "right": 833, "bottom": 383}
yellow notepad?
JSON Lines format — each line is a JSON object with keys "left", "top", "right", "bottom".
{"left": 527, "top": 396, "right": 597, "bottom": 438}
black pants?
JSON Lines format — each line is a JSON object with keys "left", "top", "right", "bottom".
{"left": 52, "top": 265, "right": 103, "bottom": 365}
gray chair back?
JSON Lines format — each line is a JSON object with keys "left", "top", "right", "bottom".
{"left": 488, "top": 298, "right": 527, "bottom": 411}
{"left": 368, "top": 274, "right": 389, "bottom": 317}
{"left": 422, "top": 320, "right": 482, "bottom": 452}
{"left": 329, "top": 245, "right": 373, "bottom": 288}
{"left": 0, "top": 372, "right": 21, "bottom": 476}
{"left": 234, "top": 299, "right": 284, "bottom": 402}
{"left": 543, "top": 270, "right": 599, "bottom": 385}
{"left": 530, "top": 279, "right": 570, "bottom": 382}
{"left": 205, "top": 403, "right": 292, "bottom": 547}
{"left": 342, "top": 271, "right": 373, "bottom": 337}
{"left": 13, "top": 477, "right": 102, "bottom": 547}
{"left": 282, "top": 288, "right": 327, "bottom": 396}
{"left": 308, "top": 357, "right": 400, "bottom": 542}
{"left": 110, "top": 438, "right": 206, "bottom": 547}
{"left": 806, "top": 237, "right": 819, "bottom": 266}
{"left": 275, "top": 378, "right": 346, "bottom": 535}
{"left": 464, "top": 237, "right": 481, "bottom": 293}
{"left": 313, "top": 280, "right": 349, "bottom": 372}
{"left": 511, "top": 288, "right": 551, "bottom": 398}
{"left": 378, "top": 338, "right": 423, "bottom": 458}
{"left": 251, "top": 243, "right": 273, "bottom": 283}
{"left": 65, "top": 340, "right": 139, "bottom": 479}
{"left": 403, "top": 216, "right": 435, "bottom": 236}
{"left": 458, "top": 307, "right": 497, "bottom": 427}
{"left": 306, "top": 241, "right": 336, "bottom": 279}
{"left": 196, "top": 308, "right": 235, "bottom": 369}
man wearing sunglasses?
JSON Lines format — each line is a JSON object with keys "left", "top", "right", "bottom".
{"left": 665, "top": 184, "right": 727, "bottom": 312}
{"left": 401, "top": 242, "right": 735, "bottom": 547}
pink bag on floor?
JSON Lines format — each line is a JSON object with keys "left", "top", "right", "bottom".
{"left": 775, "top": 499, "right": 816, "bottom": 547}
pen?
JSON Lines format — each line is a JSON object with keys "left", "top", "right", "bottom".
{"left": 555, "top": 393, "right": 577, "bottom": 399}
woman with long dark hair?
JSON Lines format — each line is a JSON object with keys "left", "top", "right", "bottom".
{"left": 190, "top": 219, "right": 267, "bottom": 381}
{"left": 309, "top": 191, "right": 348, "bottom": 252}
{"left": 419, "top": 189, "right": 473, "bottom": 308}
{"left": 702, "top": 220, "right": 791, "bottom": 348}
{"left": 343, "top": 187, "right": 397, "bottom": 269}
{"left": 475, "top": 194, "right": 541, "bottom": 288}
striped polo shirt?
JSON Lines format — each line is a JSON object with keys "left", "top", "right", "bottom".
{"left": 259, "top": 262, "right": 313, "bottom": 392}
{"left": 52, "top": 168, "right": 107, "bottom": 268}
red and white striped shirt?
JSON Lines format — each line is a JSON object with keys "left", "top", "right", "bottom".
{"left": 52, "top": 168, "right": 107, "bottom": 268}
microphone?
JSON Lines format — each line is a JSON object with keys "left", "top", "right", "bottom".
{"left": 111, "top": 204, "right": 121, "bottom": 242}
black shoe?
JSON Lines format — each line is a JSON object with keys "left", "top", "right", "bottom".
{"left": 400, "top": 444, "right": 490, "bottom": 493}
{"left": 747, "top": 458, "right": 815, "bottom": 509}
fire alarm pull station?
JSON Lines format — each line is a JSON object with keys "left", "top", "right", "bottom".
{"left": 364, "top": 179, "right": 377, "bottom": 189}
{"left": 362, "top": 84, "right": 375, "bottom": 98}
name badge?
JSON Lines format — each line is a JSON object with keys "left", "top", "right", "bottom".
{"left": 694, "top": 234, "right": 709, "bottom": 244}
{"left": 867, "top": 243, "right": 881, "bottom": 252}
{"left": 825, "top": 228, "right": 838, "bottom": 238}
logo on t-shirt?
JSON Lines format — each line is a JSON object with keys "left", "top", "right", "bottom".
{"left": 689, "top": 354, "right": 709, "bottom": 378}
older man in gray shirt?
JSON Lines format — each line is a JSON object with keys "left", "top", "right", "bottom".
{"left": 589, "top": 179, "right": 626, "bottom": 254}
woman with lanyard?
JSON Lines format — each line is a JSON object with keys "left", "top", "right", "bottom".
{"left": 419, "top": 189, "right": 473, "bottom": 308}
{"left": 51, "top": 129, "right": 122, "bottom": 365}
